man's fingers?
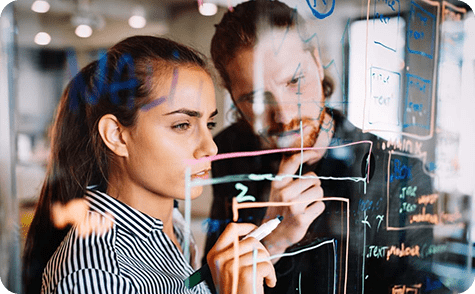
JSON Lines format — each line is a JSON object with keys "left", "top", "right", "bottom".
{"left": 280, "top": 173, "right": 319, "bottom": 199}
{"left": 307, "top": 200, "right": 325, "bottom": 217}
{"left": 274, "top": 154, "right": 320, "bottom": 190}
{"left": 286, "top": 186, "right": 323, "bottom": 215}
{"left": 295, "top": 200, "right": 326, "bottom": 224}
{"left": 278, "top": 151, "right": 321, "bottom": 176}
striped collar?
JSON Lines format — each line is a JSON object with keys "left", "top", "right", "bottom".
{"left": 86, "top": 189, "right": 164, "bottom": 241}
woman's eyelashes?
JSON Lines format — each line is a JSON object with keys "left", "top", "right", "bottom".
{"left": 171, "top": 121, "right": 217, "bottom": 132}
{"left": 172, "top": 122, "right": 191, "bottom": 131}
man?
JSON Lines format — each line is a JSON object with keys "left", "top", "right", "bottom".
{"left": 204, "top": 1, "right": 445, "bottom": 293}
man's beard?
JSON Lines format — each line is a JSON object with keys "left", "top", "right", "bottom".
{"left": 265, "top": 117, "right": 319, "bottom": 150}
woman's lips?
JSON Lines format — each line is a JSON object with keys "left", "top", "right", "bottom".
{"left": 191, "top": 169, "right": 210, "bottom": 180}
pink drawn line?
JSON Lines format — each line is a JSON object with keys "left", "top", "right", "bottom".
{"left": 186, "top": 140, "right": 373, "bottom": 183}
{"left": 186, "top": 140, "right": 373, "bottom": 164}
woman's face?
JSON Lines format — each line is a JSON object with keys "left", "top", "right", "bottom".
{"left": 123, "top": 66, "right": 218, "bottom": 200}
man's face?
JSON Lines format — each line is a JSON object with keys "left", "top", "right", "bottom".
{"left": 226, "top": 30, "right": 326, "bottom": 150}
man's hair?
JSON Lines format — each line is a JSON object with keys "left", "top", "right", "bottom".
{"left": 211, "top": 0, "right": 333, "bottom": 98}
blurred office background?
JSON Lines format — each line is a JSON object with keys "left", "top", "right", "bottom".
{"left": 1, "top": 0, "right": 474, "bottom": 293}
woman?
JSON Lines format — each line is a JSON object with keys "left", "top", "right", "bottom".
{"left": 22, "top": 36, "right": 276, "bottom": 294}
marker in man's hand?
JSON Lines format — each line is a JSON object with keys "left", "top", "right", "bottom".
{"left": 184, "top": 215, "right": 283, "bottom": 289}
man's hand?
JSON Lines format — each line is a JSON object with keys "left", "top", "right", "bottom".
{"left": 261, "top": 151, "right": 325, "bottom": 261}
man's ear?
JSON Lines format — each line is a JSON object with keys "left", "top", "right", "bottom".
{"left": 98, "top": 114, "right": 128, "bottom": 157}
{"left": 312, "top": 48, "right": 325, "bottom": 83}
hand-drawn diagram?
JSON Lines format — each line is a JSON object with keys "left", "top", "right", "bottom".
{"left": 182, "top": 0, "right": 472, "bottom": 293}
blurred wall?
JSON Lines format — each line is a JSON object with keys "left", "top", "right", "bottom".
{"left": 0, "top": 3, "right": 22, "bottom": 293}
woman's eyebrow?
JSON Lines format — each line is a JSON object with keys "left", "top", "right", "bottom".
{"left": 164, "top": 108, "right": 202, "bottom": 117}
{"left": 164, "top": 108, "right": 218, "bottom": 118}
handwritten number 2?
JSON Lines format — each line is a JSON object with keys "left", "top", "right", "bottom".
{"left": 235, "top": 183, "right": 256, "bottom": 203}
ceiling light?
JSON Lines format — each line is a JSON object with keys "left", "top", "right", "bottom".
{"left": 129, "top": 15, "right": 146, "bottom": 29}
{"left": 31, "top": 0, "right": 50, "bottom": 13}
{"left": 34, "top": 32, "right": 51, "bottom": 45}
{"left": 199, "top": 2, "right": 218, "bottom": 16}
{"left": 75, "top": 24, "right": 93, "bottom": 38}
{"left": 129, "top": 6, "right": 147, "bottom": 29}
{"left": 71, "top": 0, "right": 105, "bottom": 39}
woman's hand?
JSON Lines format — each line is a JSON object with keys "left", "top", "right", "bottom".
{"left": 207, "top": 223, "right": 276, "bottom": 294}
{"left": 262, "top": 151, "right": 325, "bottom": 261}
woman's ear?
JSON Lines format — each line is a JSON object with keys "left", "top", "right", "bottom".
{"left": 98, "top": 114, "right": 128, "bottom": 157}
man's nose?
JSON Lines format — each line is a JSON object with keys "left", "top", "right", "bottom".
{"left": 267, "top": 94, "right": 296, "bottom": 126}
{"left": 273, "top": 105, "right": 296, "bottom": 125}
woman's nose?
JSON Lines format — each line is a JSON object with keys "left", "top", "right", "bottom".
{"left": 194, "top": 128, "right": 218, "bottom": 159}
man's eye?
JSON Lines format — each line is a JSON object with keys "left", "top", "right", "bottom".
{"left": 287, "top": 75, "right": 304, "bottom": 86}
{"left": 207, "top": 122, "right": 217, "bottom": 130}
{"left": 172, "top": 123, "right": 190, "bottom": 131}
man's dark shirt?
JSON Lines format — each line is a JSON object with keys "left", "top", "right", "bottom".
{"left": 204, "top": 109, "right": 447, "bottom": 294}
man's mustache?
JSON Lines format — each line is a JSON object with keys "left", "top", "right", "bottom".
{"left": 266, "top": 117, "right": 318, "bottom": 149}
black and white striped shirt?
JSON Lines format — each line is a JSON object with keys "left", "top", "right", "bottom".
{"left": 41, "top": 189, "right": 211, "bottom": 294}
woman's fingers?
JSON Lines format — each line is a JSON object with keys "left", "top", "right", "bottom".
{"left": 208, "top": 223, "right": 277, "bottom": 294}
{"left": 221, "top": 250, "right": 276, "bottom": 288}
{"left": 208, "top": 224, "right": 263, "bottom": 269}
{"left": 207, "top": 222, "right": 257, "bottom": 281}
{"left": 211, "top": 222, "right": 257, "bottom": 252}
{"left": 218, "top": 241, "right": 276, "bottom": 293}
{"left": 217, "top": 236, "right": 270, "bottom": 263}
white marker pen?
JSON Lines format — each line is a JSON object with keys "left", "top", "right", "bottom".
{"left": 243, "top": 215, "right": 284, "bottom": 241}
